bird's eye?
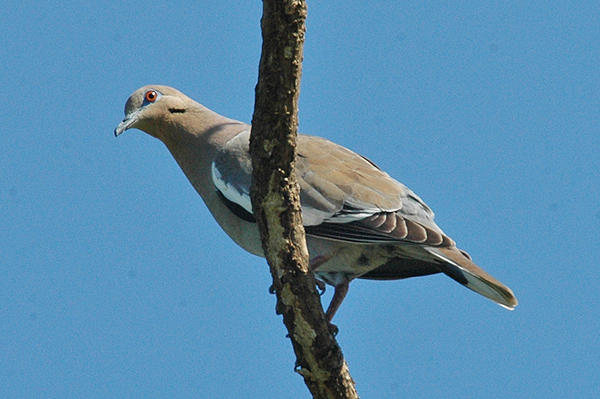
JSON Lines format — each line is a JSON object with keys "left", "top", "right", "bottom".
{"left": 145, "top": 90, "right": 158, "bottom": 103}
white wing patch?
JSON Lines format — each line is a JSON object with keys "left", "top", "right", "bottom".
{"left": 211, "top": 161, "right": 253, "bottom": 215}
{"left": 324, "top": 207, "right": 380, "bottom": 224}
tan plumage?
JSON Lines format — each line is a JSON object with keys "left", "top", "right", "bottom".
{"left": 115, "top": 85, "right": 517, "bottom": 320}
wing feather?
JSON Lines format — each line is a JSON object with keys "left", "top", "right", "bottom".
{"left": 213, "top": 131, "right": 453, "bottom": 247}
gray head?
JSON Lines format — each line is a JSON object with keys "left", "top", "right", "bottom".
{"left": 114, "top": 85, "right": 196, "bottom": 140}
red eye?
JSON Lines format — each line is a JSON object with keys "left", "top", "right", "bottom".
{"left": 145, "top": 90, "right": 158, "bottom": 102}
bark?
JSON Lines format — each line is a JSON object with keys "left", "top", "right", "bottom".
{"left": 249, "top": 1, "right": 359, "bottom": 398}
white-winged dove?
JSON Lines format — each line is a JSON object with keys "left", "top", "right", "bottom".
{"left": 115, "top": 85, "right": 517, "bottom": 320}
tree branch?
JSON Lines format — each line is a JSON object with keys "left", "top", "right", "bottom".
{"left": 249, "top": 1, "right": 359, "bottom": 398}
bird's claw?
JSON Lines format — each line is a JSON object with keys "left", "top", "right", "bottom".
{"left": 315, "top": 279, "right": 326, "bottom": 295}
{"left": 328, "top": 322, "right": 339, "bottom": 336}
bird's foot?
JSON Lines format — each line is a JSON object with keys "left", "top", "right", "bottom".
{"left": 315, "top": 279, "right": 326, "bottom": 295}
{"left": 327, "top": 322, "right": 339, "bottom": 336}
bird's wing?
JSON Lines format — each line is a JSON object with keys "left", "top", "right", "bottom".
{"left": 294, "top": 134, "right": 455, "bottom": 247}
{"left": 211, "top": 129, "right": 254, "bottom": 220}
{"left": 212, "top": 131, "right": 454, "bottom": 247}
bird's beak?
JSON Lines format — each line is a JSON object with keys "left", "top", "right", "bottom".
{"left": 114, "top": 111, "right": 140, "bottom": 137}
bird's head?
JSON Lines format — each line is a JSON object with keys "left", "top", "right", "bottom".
{"left": 114, "top": 85, "right": 191, "bottom": 140}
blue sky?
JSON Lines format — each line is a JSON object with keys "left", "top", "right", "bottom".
{"left": 2, "top": 1, "right": 599, "bottom": 398}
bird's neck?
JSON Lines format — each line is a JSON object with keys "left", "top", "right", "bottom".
{"left": 161, "top": 114, "right": 247, "bottom": 201}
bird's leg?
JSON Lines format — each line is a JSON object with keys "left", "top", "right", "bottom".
{"left": 314, "top": 279, "right": 326, "bottom": 295}
{"left": 309, "top": 255, "right": 330, "bottom": 295}
{"left": 325, "top": 282, "right": 349, "bottom": 322}
{"left": 310, "top": 255, "right": 348, "bottom": 329}
{"left": 280, "top": 249, "right": 350, "bottom": 329}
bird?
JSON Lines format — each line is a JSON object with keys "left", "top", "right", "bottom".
{"left": 115, "top": 85, "right": 517, "bottom": 321}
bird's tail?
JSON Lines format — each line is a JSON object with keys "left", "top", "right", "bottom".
{"left": 425, "top": 247, "right": 518, "bottom": 309}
